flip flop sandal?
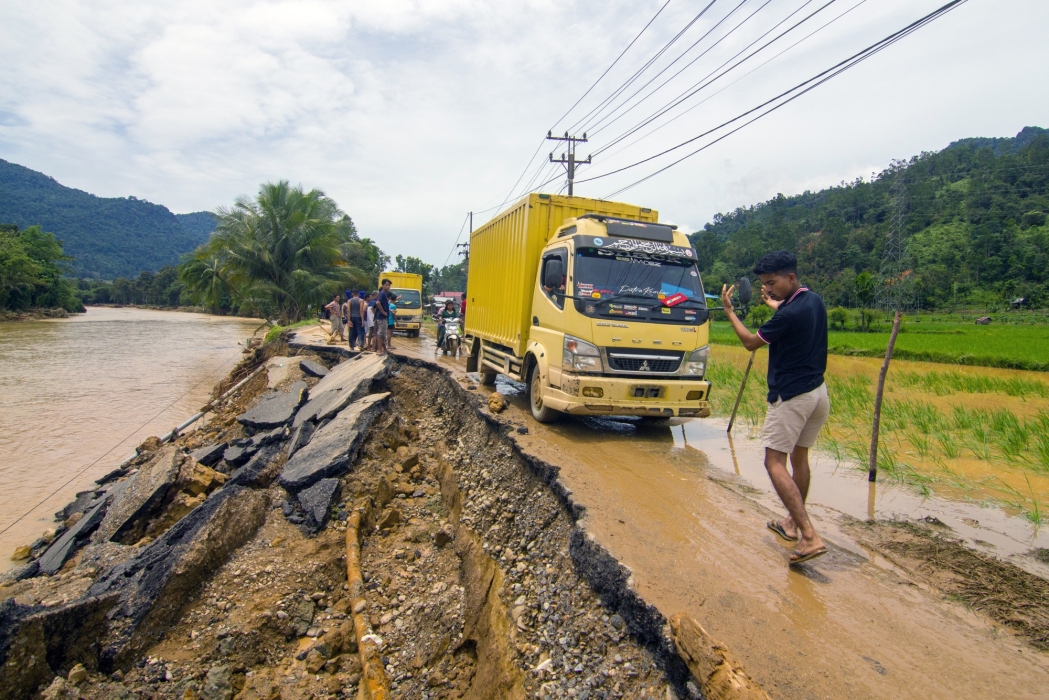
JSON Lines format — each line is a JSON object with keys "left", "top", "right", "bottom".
{"left": 767, "top": 520, "right": 799, "bottom": 542}
{"left": 789, "top": 546, "right": 828, "bottom": 566}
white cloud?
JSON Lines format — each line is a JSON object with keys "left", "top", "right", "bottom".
{"left": 1, "top": 0, "right": 1047, "bottom": 268}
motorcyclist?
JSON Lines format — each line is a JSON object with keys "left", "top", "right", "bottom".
{"left": 436, "top": 299, "right": 459, "bottom": 347}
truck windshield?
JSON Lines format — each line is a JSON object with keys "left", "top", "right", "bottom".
{"left": 392, "top": 289, "right": 421, "bottom": 308}
{"left": 573, "top": 247, "right": 706, "bottom": 323}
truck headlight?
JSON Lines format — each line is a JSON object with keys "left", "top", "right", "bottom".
{"left": 686, "top": 345, "right": 709, "bottom": 376}
{"left": 563, "top": 335, "right": 603, "bottom": 373}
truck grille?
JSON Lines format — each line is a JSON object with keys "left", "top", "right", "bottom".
{"left": 607, "top": 350, "right": 683, "bottom": 374}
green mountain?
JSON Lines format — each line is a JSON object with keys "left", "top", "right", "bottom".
{"left": 175, "top": 211, "right": 218, "bottom": 241}
{"left": 690, "top": 126, "right": 1049, "bottom": 310}
{"left": 0, "top": 159, "right": 215, "bottom": 279}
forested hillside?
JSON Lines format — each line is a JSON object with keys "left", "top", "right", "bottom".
{"left": 0, "top": 159, "right": 212, "bottom": 279}
{"left": 690, "top": 126, "right": 1049, "bottom": 310}
{"left": 175, "top": 211, "right": 218, "bottom": 241}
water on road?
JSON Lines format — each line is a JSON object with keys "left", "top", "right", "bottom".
{"left": 0, "top": 307, "right": 261, "bottom": 572}
{"left": 337, "top": 324, "right": 1049, "bottom": 699}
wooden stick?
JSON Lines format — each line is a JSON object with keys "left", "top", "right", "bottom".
{"left": 346, "top": 511, "right": 390, "bottom": 700}
{"left": 727, "top": 351, "right": 755, "bottom": 433}
{"left": 868, "top": 310, "right": 902, "bottom": 482}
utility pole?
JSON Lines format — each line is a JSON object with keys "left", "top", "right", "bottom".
{"left": 547, "top": 131, "right": 592, "bottom": 196}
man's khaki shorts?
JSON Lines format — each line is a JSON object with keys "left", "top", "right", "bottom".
{"left": 761, "top": 383, "right": 830, "bottom": 454}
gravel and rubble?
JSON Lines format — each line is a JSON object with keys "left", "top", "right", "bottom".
{"left": 3, "top": 345, "right": 698, "bottom": 699}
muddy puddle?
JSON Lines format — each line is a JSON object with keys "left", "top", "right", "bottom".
{"left": 371, "top": 327, "right": 1049, "bottom": 699}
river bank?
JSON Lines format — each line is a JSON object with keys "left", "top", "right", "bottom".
{"left": 0, "top": 307, "right": 263, "bottom": 576}
{"left": 0, "top": 308, "right": 71, "bottom": 322}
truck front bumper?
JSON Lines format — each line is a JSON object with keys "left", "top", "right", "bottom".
{"left": 394, "top": 322, "right": 421, "bottom": 330}
{"left": 546, "top": 374, "right": 712, "bottom": 418}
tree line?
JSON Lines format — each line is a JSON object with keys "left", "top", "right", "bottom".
{"left": 0, "top": 224, "right": 83, "bottom": 313}
{"left": 690, "top": 126, "right": 1049, "bottom": 311}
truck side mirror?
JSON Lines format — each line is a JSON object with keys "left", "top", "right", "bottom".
{"left": 738, "top": 277, "right": 752, "bottom": 306}
{"left": 544, "top": 260, "right": 564, "bottom": 291}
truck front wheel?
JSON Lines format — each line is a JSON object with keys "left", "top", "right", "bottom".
{"left": 478, "top": 367, "right": 497, "bottom": 386}
{"left": 528, "top": 364, "right": 560, "bottom": 423}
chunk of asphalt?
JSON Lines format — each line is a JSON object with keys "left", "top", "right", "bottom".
{"left": 94, "top": 446, "right": 182, "bottom": 545}
{"left": 38, "top": 498, "right": 109, "bottom": 575}
{"left": 293, "top": 354, "right": 387, "bottom": 428}
{"left": 190, "top": 443, "right": 227, "bottom": 468}
{"left": 297, "top": 478, "right": 341, "bottom": 532}
{"left": 6, "top": 560, "right": 39, "bottom": 582}
{"left": 286, "top": 421, "right": 316, "bottom": 460}
{"left": 299, "top": 358, "right": 329, "bottom": 378}
{"left": 251, "top": 427, "right": 285, "bottom": 448}
{"left": 0, "top": 593, "right": 119, "bottom": 698}
{"left": 85, "top": 484, "right": 269, "bottom": 672}
{"left": 279, "top": 392, "right": 390, "bottom": 491}
{"left": 227, "top": 445, "right": 282, "bottom": 488}
{"left": 222, "top": 444, "right": 257, "bottom": 469}
{"left": 55, "top": 490, "right": 103, "bottom": 521}
{"left": 236, "top": 381, "right": 308, "bottom": 432}
{"left": 94, "top": 466, "right": 128, "bottom": 486}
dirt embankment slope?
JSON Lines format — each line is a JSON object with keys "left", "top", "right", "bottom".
{"left": 1, "top": 343, "right": 714, "bottom": 700}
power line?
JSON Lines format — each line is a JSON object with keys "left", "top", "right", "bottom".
{"left": 442, "top": 213, "right": 471, "bottom": 267}
{"left": 569, "top": 1, "right": 719, "bottom": 135}
{"left": 550, "top": 0, "right": 675, "bottom": 133}
{"left": 484, "top": 0, "right": 676, "bottom": 221}
{"left": 586, "top": 0, "right": 775, "bottom": 139}
{"left": 594, "top": 0, "right": 869, "bottom": 165}
{"left": 592, "top": 0, "right": 842, "bottom": 159}
{"left": 582, "top": 0, "right": 969, "bottom": 195}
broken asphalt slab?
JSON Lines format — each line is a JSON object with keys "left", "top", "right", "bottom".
{"left": 85, "top": 484, "right": 269, "bottom": 672}
{"left": 279, "top": 392, "right": 390, "bottom": 492}
{"left": 299, "top": 358, "right": 328, "bottom": 377}
{"left": 189, "top": 442, "right": 227, "bottom": 468}
{"left": 293, "top": 354, "right": 388, "bottom": 428}
{"left": 297, "top": 478, "right": 341, "bottom": 532}
{"left": 93, "top": 445, "right": 182, "bottom": 546}
{"left": 37, "top": 498, "right": 109, "bottom": 576}
{"left": 0, "top": 594, "right": 119, "bottom": 700}
{"left": 236, "top": 380, "right": 307, "bottom": 432}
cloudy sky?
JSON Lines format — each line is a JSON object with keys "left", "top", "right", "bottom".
{"left": 1, "top": 0, "right": 1046, "bottom": 267}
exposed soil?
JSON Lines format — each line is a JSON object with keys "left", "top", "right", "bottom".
{"left": 845, "top": 516, "right": 1049, "bottom": 650}
{"left": 9, "top": 347, "right": 693, "bottom": 699}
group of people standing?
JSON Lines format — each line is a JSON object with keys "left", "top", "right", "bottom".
{"left": 324, "top": 278, "right": 396, "bottom": 354}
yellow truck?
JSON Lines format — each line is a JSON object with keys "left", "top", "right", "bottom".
{"left": 465, "top": 193, "right": 712, "bottom": 423}
{"left": 379, "top": 271, "right": 423, "bottom": 337}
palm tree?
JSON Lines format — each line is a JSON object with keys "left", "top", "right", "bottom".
{"left": 180, "top": 181, "right": 375, "bottom": 323}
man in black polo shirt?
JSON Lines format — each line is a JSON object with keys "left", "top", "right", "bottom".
{"left": 720, "top": 250, "right": 829, "bottom": 565}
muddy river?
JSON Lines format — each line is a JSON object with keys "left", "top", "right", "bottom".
{"left": 0, "top": 307, "right": 261, "bottom": 573}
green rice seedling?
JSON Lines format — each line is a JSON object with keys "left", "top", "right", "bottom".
{"left": 1035, "top": 432, "right": 1049, "bottom": 472}
{"left": 964, "top": 434, "right": 992, "bottom": 461}
{"left": 990, "top": 408, "right": 1020, "bottom": 435}
{"left": 912, "top": 433, "right": 931, "bottom": 458}
{"left": 1024, "top": 474, "right": 1044, "bottom": 526}
{"left": 952, "top": 405, "right": 981, "bottom": 431}
{"left": 936, "top": 431, "right": 961, "bottom": 459}
{"left": 908, "top": 403, "right": 941, "bottom": 435}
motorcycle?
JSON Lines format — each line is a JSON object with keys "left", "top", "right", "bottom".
{"left": 442, "top": 317, "right": 462, "bottom": 355}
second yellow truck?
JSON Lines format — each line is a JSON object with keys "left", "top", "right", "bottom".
{"left": 379, "top": 271, "right": 424, "bottom": 337}
{"left": 465, "top": 193, "right": 712, "bottom": 422}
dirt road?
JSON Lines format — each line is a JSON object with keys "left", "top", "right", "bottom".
{"left": 365, "top": 327, "right": 1049, "bottom": 699}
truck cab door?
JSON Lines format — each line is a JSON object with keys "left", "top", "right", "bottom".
{"left": 532, "top": 248, "right": 568, "bottom": 388}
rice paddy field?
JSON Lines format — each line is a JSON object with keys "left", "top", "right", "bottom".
{"left": 707, "top": 342, "right": 1049, "bottom": 524}
{"left": 708, "top": 318, "right": 1049, "bottom": 371}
